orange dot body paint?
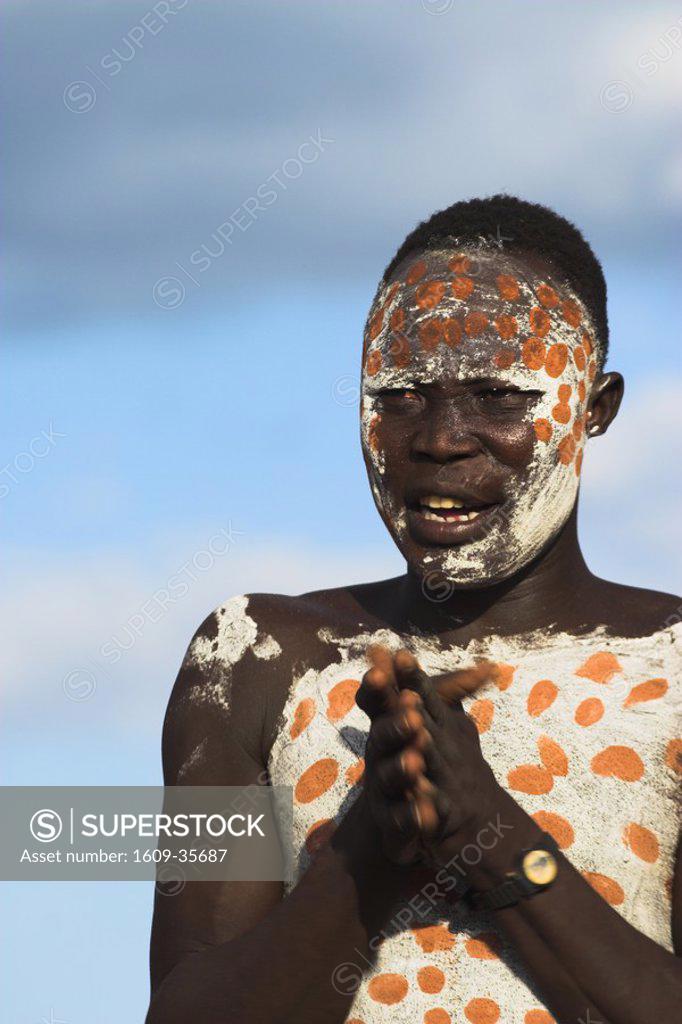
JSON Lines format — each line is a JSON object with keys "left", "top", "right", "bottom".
{"left": 268, "top": 242, "right": 681, "bottom": 1024}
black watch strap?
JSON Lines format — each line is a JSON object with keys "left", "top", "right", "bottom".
{"left": 469, "top": 832, "right": 560, "bottom": 911}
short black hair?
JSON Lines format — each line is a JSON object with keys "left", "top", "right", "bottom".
{"left": 382, "top": 194, "right": 609, "bottom": 363}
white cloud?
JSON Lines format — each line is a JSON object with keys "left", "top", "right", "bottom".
{"left": 1, "top": 535, "right": 402, "bottom": 729}
{"left": 5, "top": 1, "right": 681, "bottom": 329}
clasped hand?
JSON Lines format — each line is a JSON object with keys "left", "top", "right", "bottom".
{"left": 357, "top": 645, "right": 504, "bottom": 871}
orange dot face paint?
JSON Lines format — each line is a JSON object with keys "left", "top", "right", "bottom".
{"left": 418, "top": 319, "right": 443, "bottom": 352}
{"left": 367, "top": 309, "right": 383, "bottom": 342}
{"left": 494, "top": 347, "right": 516, "bottom": 369}
{"left": 441, "top": 318, "right": 463, "bottom": 348}
{"left": 389, "top": 333, "right": 410, "bottom": 368}
{"left": 521, "top": 337, "right": 546, "bottom": 370}
{"left": 545, "top": 343, "right": 568, "bottom": 378}
{"left": 449, "top": 253, "right": 471, "bottom": 274}
{"left": 534, "top": 418, "right": 553, "bottom": 442}
{"left": 562, "top": 299, "right": 582, "bottom": 327}
{"left": 536, "top": 283, "right": 559, "bottom": 308}
{"left": 452, "top": 275, "right": 475, "bottom": 300}
{"left": 390, "top": 306, "right": 406, "bottom": 332}
{"left": 365, "top": 349, "right": 382, "bottom": 376}
{"left": 405, "top": 259, "right": 426, "bottom": 285}
{"left": 494, "top": 314, "right": 518, "bottom": 340}
{"left": 464, "top": 311, "right": 489, "bottom": 337}
{"left": 496, "top": 273, "right": 520, "bottom": 301}
{"left": 529, "top": 307, "right": 551, "bottom": 337}
{"left": 415, "top": 280, "right": 446, "bottom": 310}
{"left": 360, "top": 246, "right": 600, "bottom": 584}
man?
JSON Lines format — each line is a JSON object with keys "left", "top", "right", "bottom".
{"left": 147, "top": 195, "right": 681, "bottom": 1024}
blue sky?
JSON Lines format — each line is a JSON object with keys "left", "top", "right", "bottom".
{"left": 3, "top": 2, "right": 682, "bottom": 1021}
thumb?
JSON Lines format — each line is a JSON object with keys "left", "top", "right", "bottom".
{"left": 434, "top": 661, "right": 499, "bottom": 705}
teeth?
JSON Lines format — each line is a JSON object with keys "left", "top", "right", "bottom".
{"left": 421, "top": 495, "right": 464, "bottom": 509}
{"left": 421, "top": 510, "right": 480, "bottom": 523}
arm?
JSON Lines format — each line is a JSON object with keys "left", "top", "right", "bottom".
{"left": 374, "top": 648, "right": 682, "bottom": 1024}
{"left": 146, "top": 611, "right": 420, "bottom": 1024}
{"left": 462, "top": 794, "right": 682, "bottom": 1024}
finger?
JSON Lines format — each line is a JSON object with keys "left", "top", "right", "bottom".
{"left": 366, "top": 705, "right": 423, "bottom": 764}
{"left": 372, "top": 794, "right": 421, "bottom": 844}
{"left": 434, "top": 660, "right": 498, "bottom": 706}
{"left": 373, "top": 747, "right": 425, "bottom": 798}
{"left": 393, "top": 649, "right": 445, "bottom": 724}
{"left": 420, "top": 737, "right": 455, "bottom": 788}
{"left": 413, "top": 792, "right": 439, "bottom": 837}
{"left": 367, "top": 644, "right": 397, "bottom": 684}
{"left": 355, "top": 666, "right": 397, "bottom": 720}
{"left": 393, "top": 692, "right": 435, "bottom": 756}
{"left": 382, "top": 827, "right": 422, "bottom": 867}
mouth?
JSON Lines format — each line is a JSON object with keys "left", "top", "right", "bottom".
{"left": 406, "top": 493, "right": 503, "bottom": 545}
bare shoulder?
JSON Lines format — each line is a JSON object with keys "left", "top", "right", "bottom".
{"left": 589, "top": 577, "right": 682, "bottom": 637}
{"left": 161, "top": 582, "right": 392, "bottom": 782}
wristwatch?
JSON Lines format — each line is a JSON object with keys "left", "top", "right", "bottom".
{"left": 469, "top": 832, "right": 560, "bottom": 911}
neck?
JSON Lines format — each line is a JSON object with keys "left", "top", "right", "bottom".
{"left": 398, "top": 507, "right": 595, "bottom": 641}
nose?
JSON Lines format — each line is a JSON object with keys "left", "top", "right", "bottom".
{"left": 411, "top": 399, "right": 483, "bottom": 463}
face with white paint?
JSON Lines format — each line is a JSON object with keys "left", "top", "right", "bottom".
{"left": 360, "top": 247, "right": 601, "bottom": 588}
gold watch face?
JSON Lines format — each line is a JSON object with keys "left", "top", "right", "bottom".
{"left": 521, "top": 849, "right": 558, "bottom": 886}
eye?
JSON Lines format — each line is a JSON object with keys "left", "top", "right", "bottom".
{"left": 476, "top": 387, "right": 539, "bottom": 412}
{"left": 374, "top": 388, "right": 424, "bottom": 413}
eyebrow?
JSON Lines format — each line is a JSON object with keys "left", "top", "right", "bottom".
{"left": 365, "top": 376, "right": 543, "bottom": 392}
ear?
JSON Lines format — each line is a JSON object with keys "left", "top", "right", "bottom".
{"left": 585, "top": 371, "right": 624, "bottom": 438}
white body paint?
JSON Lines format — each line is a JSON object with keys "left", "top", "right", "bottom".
{"left": 187, "top": 594, "right": 281, "bottom": 711}
{"left": 269, "top": 623, "right": 682, "bottom": 1023}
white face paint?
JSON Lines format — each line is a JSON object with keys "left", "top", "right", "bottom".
{"left": 360, "top": 246, "right": 600, "bottom": 586}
